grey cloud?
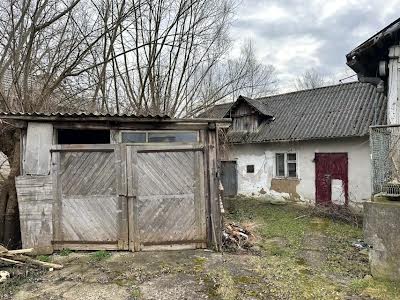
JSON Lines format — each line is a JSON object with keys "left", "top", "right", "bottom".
{"left": 232, "top": 0, "right": 398, "bottom": 89}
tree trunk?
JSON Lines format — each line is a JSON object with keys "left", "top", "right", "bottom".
{"left": 0, "top": 130, "right": 21, "bottom": 249}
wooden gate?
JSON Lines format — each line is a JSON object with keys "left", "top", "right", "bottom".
{"left": 127, "top": 145, "right": 207, "bottom": 251}
{"left": 52, "top": 144, "right": 207, "bottom": 251}
{"left": 52, "top": 145, "right": 128, "bottom": 250}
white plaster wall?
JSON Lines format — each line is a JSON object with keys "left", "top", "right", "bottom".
{"left": 229, "top": 137, "right": 371, "bottom": 207}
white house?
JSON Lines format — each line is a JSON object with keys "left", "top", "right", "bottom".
{"left": 202, "top": 82, "right": 386, "bottom": 208}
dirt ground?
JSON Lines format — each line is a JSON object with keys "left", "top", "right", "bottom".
{"left": 1, "top": 197, "right": 400, "bottom": 300}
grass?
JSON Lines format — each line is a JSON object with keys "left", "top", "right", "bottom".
{"left": 90, "top": 250, "right": 111, "bottom": 262}
{"left": 59, "top": 248, "right": 73, "bottom": 256}
{"left": 36, "top": 255, "right": 50, "bottom": 263}
{"left": 224, "top": 197, "right": 400, "bottom": 300}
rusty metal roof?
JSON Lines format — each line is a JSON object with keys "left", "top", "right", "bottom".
{"left": 202, "top": 82, "right": 387, "bottom": 143}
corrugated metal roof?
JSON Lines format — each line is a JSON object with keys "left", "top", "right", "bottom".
{"left": 0, "top": 111, "right": 232, "bottom": 124}
{"left": 0, "top": 111, "right": 170, "bottom": 119}
{"left": 202, "top": 82, "right": 387, "bottom": 143}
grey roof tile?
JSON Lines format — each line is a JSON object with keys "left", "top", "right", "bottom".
{"left": 201, "top": 82, "right": 387, "bottom": 142}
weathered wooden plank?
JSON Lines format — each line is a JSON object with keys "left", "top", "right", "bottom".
{"left": 52, "top": 243, "right": 118, "bottom": 251}
{"left": 136, "top": 143, "right": 204, "bottom": 153}
{"left": 60, "top": 195, "right": 119, "bottom": 241}
{"left": 195, "top": 151, "right": 207, "bottom": 245}
{"left": 126, "top": 146, "right": 139, "bottom": 251}
{"left": 51, "top": 144, "right": 115, "bottom": 152}
{"left": 207, "top": 129, "right": 221, "bottom": 250}
{"left": 117, "top": 196, "right": 129, "bottom": 250}
{"left": 60, "top": 152, "right": 116, "bottom": 196}
{"left": 23, "top": 123, "right": 53, "bottom": 175}
{"left": 15, "top": 175, "right": 53, "bottom": 253}
{"left": 141, "top": 244, "right": 197, "bottom": 251}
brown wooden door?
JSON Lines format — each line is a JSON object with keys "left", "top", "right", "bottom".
{"left": 315, "top": 153, "right": 348, "bottom": 206}
{"left": 127, "top": 145, "right": 207, "bottom": 251}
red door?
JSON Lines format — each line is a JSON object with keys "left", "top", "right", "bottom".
{"left": 315, "top": 153, "right": 348, "bottom": 206}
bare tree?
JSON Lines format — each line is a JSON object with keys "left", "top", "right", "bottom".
{"left": 0, "top": 0, "right": 134, "bottom": 247}
{"left": 294, "top": 68, "right": 332, "bottom": 91}
{"left": 0, "top": 0, "right": 279, "bottom": 247}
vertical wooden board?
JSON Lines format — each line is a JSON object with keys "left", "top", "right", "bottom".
{"left": 16, "top": 176, "right": 53, "bottom": 252}
{"left": 127, "top": 147, "right": 139, "bottom": 251}
{"left": 24, "top": 122, "right": 53, "bottom": 175}
{"left": 110, "top": 129, "right": 120, "bottom": 144}
{"left": 117, "top": 195, "right": 129, "bottom": 249}
{"left": 52, "top": 152, "right": 62, "bottom": 242}
{"left": 118, "top": 144, "right": 127, "bottom": 196}
{"left": 194, "top": 151, "right": 207, "bottom": 246}
{"left": 207, "top": 130, "right": 221, "bottom": 250}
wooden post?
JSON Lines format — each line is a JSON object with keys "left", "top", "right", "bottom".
{"left": 207, "top": 124, "right": 221, "bottom": 250}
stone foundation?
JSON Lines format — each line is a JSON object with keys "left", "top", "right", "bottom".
{"left": 364, "top": 200, "right": 400, "bottom": 281}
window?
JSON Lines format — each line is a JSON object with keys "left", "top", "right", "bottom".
{"left": 275, "top": 153, "right": 297, "bottom": 178}
{"left": 287, "top": 153, "right": 297, "bottom": 178}
{"left": 121, "top": 132, "right": 146, "bottom": 143}
{"left": 275, "top": 153, "right": 285, "bottom": 177}
{"left": 246, "top": 165, "right": 254, "bottom": 173}
{"left": 121, "top": 131, "right": 198, "bottom": 143}
{"left": 148, "top": 132, "right": 197, "bottom": 143}
{"left": 57, "top": 129, "right": 110, "bottom": 144}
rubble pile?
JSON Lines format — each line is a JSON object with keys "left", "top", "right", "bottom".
{"left": 222, "top": 222, "right": 257, "bottom": 252}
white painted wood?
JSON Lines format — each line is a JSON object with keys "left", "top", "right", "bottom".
{"left": 387, "top": 45, "right": 400, "bottom": 125}
{"left": 331, "top": 179, "right": 345, "bottom": 205}
{"left": 24, "top": 122, "right": 53, "bottom": 175}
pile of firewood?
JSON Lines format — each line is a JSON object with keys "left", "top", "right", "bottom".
{"left": 222, "top": 222, "right": 256, "bottom": 251}
{"left": 0, "top": 245, "right": 63, "bottom": 271}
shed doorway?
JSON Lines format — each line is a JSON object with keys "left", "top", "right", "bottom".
{"left": 315, "top": 153, "right": 348, "bottom": 206}
{"left": 220, "top": 160, "right": 238, "bottom": 197}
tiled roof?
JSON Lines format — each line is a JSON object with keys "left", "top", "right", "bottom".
{"left": 201, "top": 82, "right": 387, "bottom": 143}
{"left": 198, "top": 102, "right": 234, "bottom": 118}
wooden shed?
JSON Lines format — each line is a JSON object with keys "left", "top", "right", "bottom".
{"left": 0, "top": 112, "right": 229, "bottom": 254}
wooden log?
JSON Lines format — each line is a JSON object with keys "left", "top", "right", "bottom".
{"left": 12, "top": 256, "right": 63, "bottom": 269}
{"left": 7, "top": 248, "right": 34, "bottom": 255}
{"left": 0, "top": 257, "right": 25, "bottom": 265}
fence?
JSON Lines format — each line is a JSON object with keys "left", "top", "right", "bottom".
{"left": 370, "top": 125, "right": 400, "bottom": 196}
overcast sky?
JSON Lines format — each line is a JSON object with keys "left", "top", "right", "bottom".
{"left": 231, "top": 0, "right": 400, "bottom": 92}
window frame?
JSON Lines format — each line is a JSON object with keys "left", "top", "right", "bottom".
{"left": 246, "top": 164, "right": 255, "bottom": 173}
{"left": 275, "top": 153, "right": 285, "bottom": 177}
{"left": 119, "top": 130, "right": 199, "bottom": 144}
{"left": 274, "top": 152, "right": 298, "bottom": 178}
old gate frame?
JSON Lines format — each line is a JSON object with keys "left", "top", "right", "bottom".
{"left": 51, "top": 143, "right": 208, "bottom": 251}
